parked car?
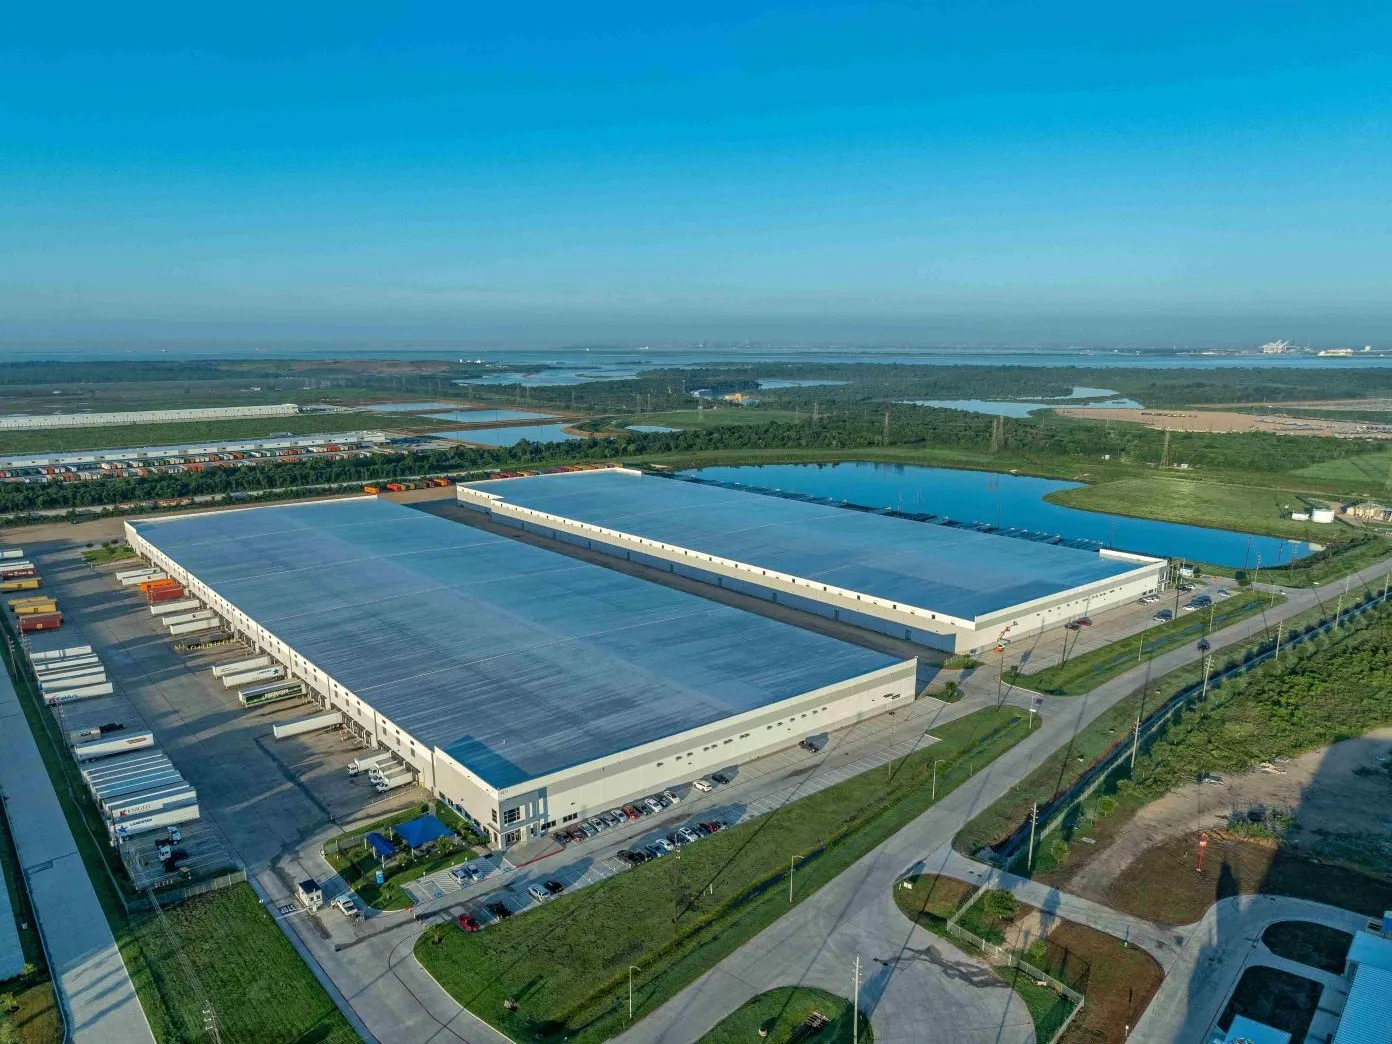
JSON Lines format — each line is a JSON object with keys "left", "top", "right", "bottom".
{"left": 645, "top": 842, "right": 668, "bottom": 859}
{"left": 692, "top": 778, "right": 714, "bottom": 793}
{"left": 587, "top": 817, "right": 607, "bottom": 833}
{"left": 1153, "top": 609, "right": 1173, "bottom": 622}
{"left": 662, "top": 789, "right": 681, "bottom": 805}
{"left": 544, "top": 879, "right": 565, "bottom": 895}
{"left": 643, "top": 797, "right": 664, "bottom": 814}
{"left": 1215, "top": 588, "right": 1232, "bottom": 599}
{"left": 620, "top": 849, "right": 649, "bottom": 864}
{"left": 1200, "top": 774, "right": 1224, "bottom": 786}
{"left": 1197, "top": 638, "right": 1211, "bottom": 652}
{"left": 677, "top": 826, "right": 702, "bottom": 845}
{"left": 1064, "top": 621, "right": 1081, "bottom": 631}
{"left": 652, "top": 837, "right": 676, "bottom": 854}
{"left": 699, "top": 820, "right": 725, "bottom": 834}
{"left": 333, "top": 895, "right": 360, "bottom": 919}
{"left": 553, "top": 831, "right": 572, "bottom": 845}
{"left": 456, "top": 913, "right": 481, "bottom": 932}
{"left": 622, "top": 804, "right": 644, "bottom": 819}
{"left": 798, "top": 739, "right": 820, "bottom": 752}
{"left": 711, "top": 773, "right": 732, "bottom": 785}
{"left": 1076, "top": 617, "right": 1092, "bottom": 626}
{"left": 487, "top": 901, "right": 512, "bottom": 919}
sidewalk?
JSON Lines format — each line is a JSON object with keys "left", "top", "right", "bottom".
{"left": 0, "top": 663, "right": 155, "bottom": 1044}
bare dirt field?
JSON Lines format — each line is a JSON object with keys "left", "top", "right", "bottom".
{"left": 1061, "top": 728, "right": 1392, "bottom": 901}
{"left": 1058, "top": 407, "right": 1392, "bottom": 438}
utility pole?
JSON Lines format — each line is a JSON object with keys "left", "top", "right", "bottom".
{"left": 1160, "top": 430, "right": 1171, "bottom": 469}
{"left": 789, "top": 855, "right": 795, "bottom": 904}
{"left": 1200, "top": 654, "right": 1213, "bottom": 701}
{"left": 1130, "top": 716, "right": 1141, "bottom": 772}
{"left": 1274, "top": 621, "right": 1284, "bottom": 660}
{"left": 1028, "top": 802, "right": 1039, "bottom": 869}
{"left": 629, "top": 965, "right": 639, "bottom": 1020}
{"left": 932, "top": 759, "right": 943, "bottom": 801}
{"left": 853, "top": 956, "right": 861, "bottom": 1044}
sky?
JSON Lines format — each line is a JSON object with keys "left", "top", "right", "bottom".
{"left": 3, "top": 1, "right": 1390, "bottom": 350}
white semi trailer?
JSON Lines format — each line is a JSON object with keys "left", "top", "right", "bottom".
{"left": 118, "top": 571, "right": 167, "bottom": 587}
{"left": 73, "top": 730, "right": 155, "bottom": 761}
{"left": 221, "top": 665, "right": 284, "bottom": 689}
{"left": 103, "top": 785, "right": 197, "bottom": 820}
{"left": 169, "top": 618, "right": 220, "bottom": 636}
{"left": 29, "top": 645, "right": 94, "bottom": 662}
{"left": 211, "top": 655, "right": 271, "bottom": 679}
{"left": 272, "top": 711, "right": 342, "bottom": 740}
{"left": 39, "top": 671, "right": 107, "bottom": 694}
{"left": 35, "top": 654, "right": 100, "bottom": 673}
{"left": 162, "top": 609, "right": 214, "bottom": 628}
{"left": 44, "top": 681, "right": 115, "bottom": 705}
{"left": 150, "top": 598, "right": 201, "bottom": 616}
{"left": 108, "top": 803, "right": 200, "bottom": 843}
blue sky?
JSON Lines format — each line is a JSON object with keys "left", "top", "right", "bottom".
{"left": 3, "top": 1, "right": 1390, "bottom": 348}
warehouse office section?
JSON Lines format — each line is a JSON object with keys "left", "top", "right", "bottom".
{"left": 127, "top": 498, "right": 913, "bottom": 849}
{"left": 459, "top": 468, "right": 1167, "bottom": 653}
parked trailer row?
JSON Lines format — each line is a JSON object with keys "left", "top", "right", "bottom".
{"left": 72, "top": 730, "right": 155, "bottom": 762}
{"left": 35, "top": 655, "right": 101, "bottom": 677}
{"left": 211, "top": 654, "right": 271, "bottom": 679}
{"left": 272, "top": 710, "right": 342, "bottom": 740}
{"left": 221, "top": 665, "right": 283, "bottom": 689}
{"left": 162, "top": 609, "right": 214, "bottom": 627}
{"left": 103, "top": 784, "right": 197, "bottom": 821}
{"left": 239, "top": 680, "right": 304, "bottom": 708}
{"left": 82, "top": 750, "right": 173, "bottom": 787}
{"left": 39, "top": 670, "right": 107, "bottom": 693}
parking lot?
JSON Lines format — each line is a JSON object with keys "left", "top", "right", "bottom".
{"left": 400, "top": 706, "right": 951, "bottom": 928}
{"left": 26, "top": 540, "right": 422, "bottom": 879}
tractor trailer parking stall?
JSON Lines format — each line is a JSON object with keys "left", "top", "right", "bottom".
{"left": 126, "top": 497, "right": 915, "bottom": 851}
{"left": 460, "top": 468, "right": 1169, "bottom": 654}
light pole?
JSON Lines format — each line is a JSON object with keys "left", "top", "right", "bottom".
{"left": 629, "top": 965, "right": 639, "bottom": 1020}
{"left": 789, "top": 854, "right": 795, "bottom": 904}
{"left": 932, "top": 759, "right": 944, "bottom": 801}
{"left": 852, "top": 955, "right": 861, "bottom": 1044}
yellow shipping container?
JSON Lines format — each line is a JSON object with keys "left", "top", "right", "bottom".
{"left": 14, "top": 601, "right": 57, "bottom": 616}
{"left": 0, "top": 578, "right": 40, "bottom": 592}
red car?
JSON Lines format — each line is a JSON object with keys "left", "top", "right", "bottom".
{"left": 1076, "top": 617, "right": 1093, "bottom": 626}
{"left": 456, "top": 914, "right": 481, "bottom": 932}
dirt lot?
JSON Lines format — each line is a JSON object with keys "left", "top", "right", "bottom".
{"left": 1062, "top": 728, "right": 1392, "bottom": 899}
{"left": 1058, "top": 406, "right": 1392, "bottom": 438}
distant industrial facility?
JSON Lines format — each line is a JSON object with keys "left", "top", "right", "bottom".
{"left": 126, "top": 498, "right": 915, "bottom": 850}
{"left": 458, "top": 468, "right": 1167, "bottom": 653}
{"left": 0, "top": 403, "right": 300, "bottom": 431}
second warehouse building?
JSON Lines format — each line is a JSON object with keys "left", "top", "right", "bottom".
{"left": 126, "top": 499, "right": 915, "bottom": 849}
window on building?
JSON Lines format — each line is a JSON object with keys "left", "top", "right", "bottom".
{"left": 490, "top": 809, "right": 498, "bottom": 824}
{"left": 502, "top": 807, "right": 521, "bottom": 825}
{"left": 504, "top": 830, "right": 521, "bottom": 846}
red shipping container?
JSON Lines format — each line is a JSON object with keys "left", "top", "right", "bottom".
{"left": 1, "top": 568, "right": 38, "bottom": 580}
{"left": 147, "top": 586, "right": 186, "bottom": 604}
{"left": 19, "top": 612, "right": 62, "bottom": 633}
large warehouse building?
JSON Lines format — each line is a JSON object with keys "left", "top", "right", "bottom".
{"left": 458, "top": 468, "right": 1168, "bottom": 653}
{"left": 126, "top": 499, "right": 915, "bottom": 849}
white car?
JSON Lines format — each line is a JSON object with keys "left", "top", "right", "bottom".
{"left": 332, "top": 895, "right": 360, "bottom": 919}
{"left": 643, "top": 797, "right": 664, "bottom": 814}
{"left": 662, "top": 789, "right": 681, "bottom": 805}
{"left": 527, "top": 884, "right": 551, "bottom": 904}
{"left": 692, "top": 778, "right": 714, "bottom": 793}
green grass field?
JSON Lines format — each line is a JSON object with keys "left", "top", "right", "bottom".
{"left": 0, "top": 412, "right": 408, "bottom": 455}
{"left": 416, "top": 706, "right": 1029, "bottom": 1044}
{"left": 120, "top": 885, "right": 358, "bottom": 1044}
{"left": 1017, "top": 592, "right": 1277, "bottom": 696}
{"left": 1048, "top": 476, "right": 1328, "bottom": 541}
{"left": 697, "top": 988, "right": 870, "bottom": 1044}
{"left": 1289, "top": 447, "right": 1392, "bottom": 487}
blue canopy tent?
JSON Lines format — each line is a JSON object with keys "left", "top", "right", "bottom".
{"left": 365, "top": 832, "right": 396, "bottom": 860}
{"left": 394, "top": 814, "right": 455, "bottom": 852}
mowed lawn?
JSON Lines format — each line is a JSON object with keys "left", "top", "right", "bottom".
{"left": 122, "top": 884, "right": 359, "bottom": 1044}
{"left": 416, "top": 706, "right": 1029, "bottom": 1044}
{"left": 698, "top": 987, "right": 870, "bottom": 1044}
{"left": 1290, "top": 447, "right": 1392, "bottom": 487}
{"left": 1049, "top": 476, "right": 1327, "bottom": 541}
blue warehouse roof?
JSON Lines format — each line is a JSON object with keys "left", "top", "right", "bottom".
{"left": 132, "top": 499, "right": 901, "bottom": 789}
{"left": 470, "top": 471, "right": 1143, "bottom": 622}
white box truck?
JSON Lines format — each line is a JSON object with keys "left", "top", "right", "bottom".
{"left": 211, "top": 655, "right": 271, "bottom": 679}
{"left": 373, "top": 769, "right": 413, "bottom": 793}
{"left": 221, "top": 665, "right": 284, "bottom": 689}
{"left": 73, "top": 730, "right": 155, "bottom": 762}
{"left": 44, "top": 681, "right": 115, "bottom": 705}
{"left": 347, "top": 751, "right": 395, "bottom": 777}
{"left": 272, "top": 711, "right": 342, "bottom": 740}
{"left": 108, "top": 803, "right": 200, "bottom": 843}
